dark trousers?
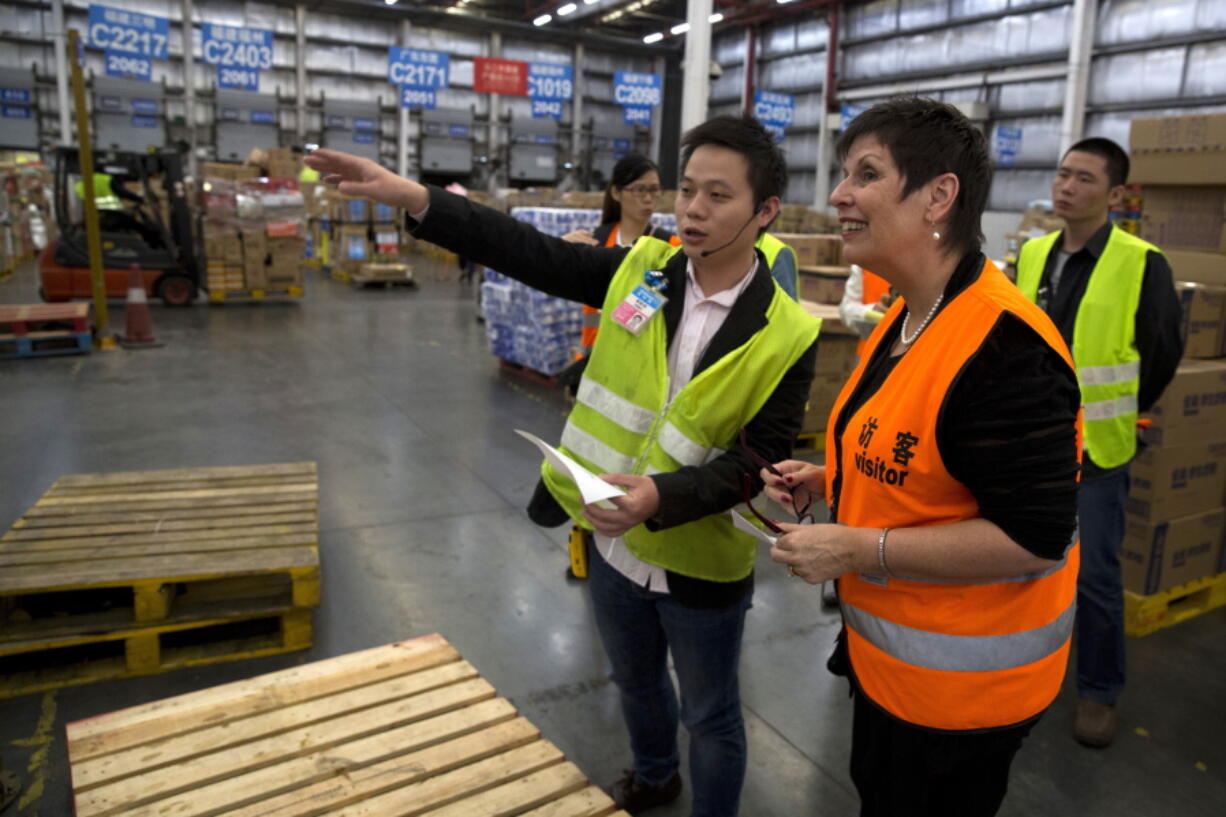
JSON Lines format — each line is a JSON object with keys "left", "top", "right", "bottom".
{"left": 1075, "top": 468, "right": 1129, "bottom": 705}
{"left": 587, "top": 543, "right": 751, "bottom": 817}
{"left": 850, "top": 692, "right": 1034, "bottom": 817}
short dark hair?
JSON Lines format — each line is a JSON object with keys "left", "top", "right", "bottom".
{"left": 602, "top": 154, "right": 659, "bottom": 224}
{"left": 1065, "top": 137, "right": 1129, "bottom": 188}
{"left": 837, "top": 96, "right": 990, "bottom": 256}
{"left": 680, "top": 114, "right": 788, "bottom": 227}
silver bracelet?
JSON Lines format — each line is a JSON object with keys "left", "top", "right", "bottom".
{"left": 877, "top": 527, "right": 893, "bottom": 577}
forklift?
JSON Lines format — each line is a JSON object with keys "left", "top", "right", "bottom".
{"left": 39, "top": 147, "right": 203, "bottom": 306}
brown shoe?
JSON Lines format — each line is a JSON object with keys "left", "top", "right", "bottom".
{"left": 1074, "top": 699, "right": 1117, "bottom": 748}
{"left": 607, "top": 768, "right": 682, "bottom": 814}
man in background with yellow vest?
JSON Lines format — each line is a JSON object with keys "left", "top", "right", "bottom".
{"left": 306, "top": 114, "right": 820, "bottom": 817}
{"left": 1016, "top": 137, "right": 1182, "bottom": 748}
{"left": 755, "top": 232, "right": 798, "bottom": 299}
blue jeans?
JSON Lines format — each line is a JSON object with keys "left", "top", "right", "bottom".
{"left": 587, "top": 543, "right": 751, "bottom": 817}
{"left": 1075, "top": 468, "right": 1129, "bottom": 705}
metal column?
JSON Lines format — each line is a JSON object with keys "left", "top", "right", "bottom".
{"left": 740, "top": 26, "right": 755, "bottom": 115}
{"left": 488, "top": 31, "right": 502, "bottom": 192}
{"left": 679, "top": 0, "right": 713, "bottom": 136}
{"left": 650, "top": 53, "right": 664, "bottom": 164}
{"left": 399, "top": 19, "right": 411, "bottom": 176}
{"left": 573, "top": 43, "right": 586, "bottom": 182}
{"left": 1060, "top": 0, "right": 1097, "bottom": 157}
{"left": 181, "top": 0, "right": 197, "bottom": 173}
{"left": 815, "top": 3, "right": 840, "bottom": 212}
{"left": 296, "top": 3, "right": 307, "bottom": 145}
{"left": 51, "top": 0, "right": 71, "bottom": 144}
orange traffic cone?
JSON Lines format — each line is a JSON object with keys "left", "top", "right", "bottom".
{"left": 120, "top": 264, "right": 163, "bottom": 349}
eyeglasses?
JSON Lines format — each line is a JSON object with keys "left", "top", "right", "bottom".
{"left": 622, "top": 184, "right": 662, "bottom": 198}
{"left": 738, "top": 429, "right": 816, "bottom": 530}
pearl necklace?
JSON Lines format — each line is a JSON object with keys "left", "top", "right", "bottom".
{"left": 900, "top": 293, "right": 944, "bottom": 345}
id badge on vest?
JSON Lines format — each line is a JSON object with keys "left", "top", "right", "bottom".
{"left": 611, "top": 270, "right": 669, "bottom": 337}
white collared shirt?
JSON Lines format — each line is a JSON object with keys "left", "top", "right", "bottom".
{"left": 596, "top": 257, "right": 759, "bottom": 592}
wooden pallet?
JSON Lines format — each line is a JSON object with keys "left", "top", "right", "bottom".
{"left": 1125, "top": 571, "right": 1226, "bottom": 637}
{"left": 208, "top": 286, "right": 304, "bottom": 303}
{"left": 66, "top": 633, "right": 631, "bottom": 817}
{"left": 499, "top": 358, "right": 562, "bottom": 388}
{"left": 0, "top": 462, "right": 320, "bottom": 697}
{"left": 0, "top": 302, "right": 92, "bottom": 359}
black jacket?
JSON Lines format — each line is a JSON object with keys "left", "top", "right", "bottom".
{"left": 409, "top": 187, "right": 819, "bottom": 607}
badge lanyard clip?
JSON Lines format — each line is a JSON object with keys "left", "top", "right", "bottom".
{"left": 611, "top": 270, "right": 669, "bottom": 336}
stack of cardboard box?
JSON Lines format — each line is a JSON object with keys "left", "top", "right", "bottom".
{"left": 785, "top": 233, "right": 850, "bottom": 305}
{"left": 1123, "top": 112, "right": 1226, "bottom": 596}
{"left": 200, "top": 160, "right": 306, "bottom": 293}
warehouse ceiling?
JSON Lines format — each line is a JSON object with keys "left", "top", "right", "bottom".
{"left": 321, "top": 0, "right": 836, "bottom": 49}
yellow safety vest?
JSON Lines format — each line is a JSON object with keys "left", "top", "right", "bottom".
{"left": 756, "top": 232, "right": 799, "bottom": 300}
{"left": 74, "top": 172, "right": 123, "bottom": 210}
{"left": 1016, "top": 226, "right": 1155, "bottom": 468}
{"left": 541, "top": 237, "right": 822, "bottom": 581}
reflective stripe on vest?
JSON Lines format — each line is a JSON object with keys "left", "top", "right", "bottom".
{"left": 1016, "top": 226, "right": 1152, "bottom": 469}
{"left": 539, "top": 236, "right": 821, "bottom": 581}
{"left": 828, "top": 257, "right": 1082, "bottom": 731}
{"left": 842, "top": 599, "right": 1076, "bottom": 673}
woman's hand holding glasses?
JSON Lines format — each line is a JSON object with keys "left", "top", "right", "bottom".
{"left": 760, "top": 460, "right": 825, "bottom": 522}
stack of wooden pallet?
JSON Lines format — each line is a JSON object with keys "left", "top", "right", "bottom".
{"left": 0, "top": 462, "right": 320, "bottom": 698}
{"left": 67, "top": 633, "right": 631, "bottom": 817}
{"left": 0, "top": 302, "right": 91, "bottom": 359}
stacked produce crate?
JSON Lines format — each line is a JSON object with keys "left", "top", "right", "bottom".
{"left": 1122, "top": 113, "right": 1226, "bottom": 633}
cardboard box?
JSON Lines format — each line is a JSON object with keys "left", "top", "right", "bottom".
{"left": 200, "top": 162, "right": 239, "bottom": 180}
{"left": 802, "top": 373, "right": 850, "bottom": 433}
{"left": 813, "top": 334, "right": 859, "bottom": 377}
{"left": 1129, "top": 113, "right": 1226, "bottom": 186}
{"left": 798, "top": 265, "right": 851, "bottom": 305}
{"left": 1139, "top": 186, "right": 1226, "bottom": 254}
{"left": 1166, "top": 249, "right": 1226, "bottom": 286}
{"left": 336, "top": 225, "right": 370, "bottom": 262}
{"left": 1176, "top": 281, "right": 1226, "bottom": 359}
{"left": 372, "top": 223, "right": 400, "bottom": 255}
{"left": 800, "top": 300, "right": 858, "bottom": 337}
{"left": 1142, "top": 359, "right": 1226, "bottom": 447}
{"left": 240, "top": 230, "right": 267, "bottom": 265}
{"left": 335, "top": 196, "right": 370, "bottom": 224}
{"left": 203, "top": 232, "right": 242, "bottom": 265}
{"left": 1128, "top": 440, "right": 1226, "bottom": 523}
{"left": 774, "top": 233, "right": 843, "bottom": 267}
{"left": 244, "top": 257, "right": 267, "bottom": 289}
{"left": 1123, "top": 508, "right": 1224, "bottom": 595}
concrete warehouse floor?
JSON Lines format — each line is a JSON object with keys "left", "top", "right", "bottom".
{"left": 0, "top": 258, "right": 1223, "bottom": 815}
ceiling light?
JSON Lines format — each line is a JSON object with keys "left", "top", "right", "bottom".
{"left": 384, "top": 0, "right": 397, "bottom": 5}
{"left": 671, "top": 22, "right": 689, "bottom": 35}
{"left": 533, "top": 13, "right": 551, "bottom": 24}
{"left": 709, "top": 12, "right": 723, "bottom": 23}
{"left": 584, "top": 0, "right": 599, "bottom": 4}
{"left": 557, "top": 2, "right": 577, "bottom": 15}
{"left": 776, "top": 0, "right": 798, "bottom": 4}
{"left": 643, "top": 32, "right": 664, "bottom": 44}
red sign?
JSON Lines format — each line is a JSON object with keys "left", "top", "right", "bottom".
{"left": 474, "top": 57, "right": 528, "bottom": 96}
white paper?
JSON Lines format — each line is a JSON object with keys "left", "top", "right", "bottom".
{"left": 515, "top": 429, "right": 626, "bottom": 507}
{"left": 730, "top": 509, "right": 778, "bottom": 547}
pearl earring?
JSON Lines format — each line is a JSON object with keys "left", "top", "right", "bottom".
{"left": 928, "top": 218, "right": 940, "bottom": 241}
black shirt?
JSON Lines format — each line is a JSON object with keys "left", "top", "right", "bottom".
{"left": 831, "top": 253, "right": 1081, "bottom": 561}
{"left": 1032, "top": 222, "right": 1184, "bottom": 477}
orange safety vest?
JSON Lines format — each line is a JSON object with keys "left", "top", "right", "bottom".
{"left": 580, "top": 223, "right": 681, "bottom": 352}
{"left": 826, "top": 258, "right": 1083, "bottom": 732}
{"left": 855, "top": 270, "right": 891, "bottom": 358}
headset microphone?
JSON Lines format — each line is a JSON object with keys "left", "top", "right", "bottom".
{"left": 698, "top": 201, "right": 765, "bottom": 258}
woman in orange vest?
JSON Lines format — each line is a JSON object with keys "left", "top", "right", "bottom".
{"left": 759, "top": 98, "right": 1083, "bottom": 815}
{"left": 562, "top": 154, "right": 680, "bottom": 360}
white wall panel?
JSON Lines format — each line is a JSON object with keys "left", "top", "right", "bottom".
{"left": 1185, "top": 41, "right": 1226, "bottom": 98}
{"left": 1089, "top": 48, "right": 1186, "bottom": 104}
{"left": 847, "top": 0, "right": 900, "bottom": 39}
{"left": 1097, "top": 0, "right": 1198, "bottom": 46}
